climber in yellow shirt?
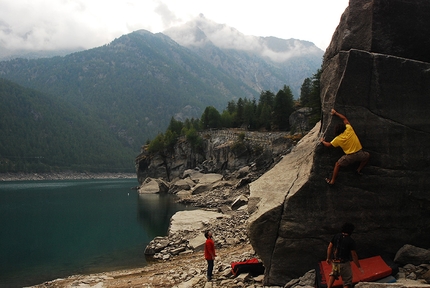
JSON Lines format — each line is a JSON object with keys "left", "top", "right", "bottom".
{"left": 320, "top": 109, "right": 370, "bottom": 185}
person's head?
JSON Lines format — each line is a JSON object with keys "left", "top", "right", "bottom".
{"left": 341, "top": 222, "right": 355, "bottom": 235}
{"left": 334, "top": 123, "right": 346, "bottom": 136}
{"left": 204, "top": 231, "right": 212, "bottom": 239}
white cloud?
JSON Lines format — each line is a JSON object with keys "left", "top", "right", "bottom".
{"left": 0, "top": 0, "right": 348, "bottom": 54}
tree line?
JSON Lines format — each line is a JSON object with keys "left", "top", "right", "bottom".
{"left": 146, "top": 69, "right": 322, "bottom": 155}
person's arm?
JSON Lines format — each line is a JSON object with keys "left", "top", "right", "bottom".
{"left": 351, "top": 250, "right": 364, "bottom": 273}
{"left": 210, "top": 241, "right": 216, "bottom": 258}
{"left": 321, "top": 138, "right": 332, "bottom": 147}
{"left": 320, "top": 108, "right": 348, "bottom": 146}
{"left": 326, "top": 242, "right": 333, "bottom": 264}
{"left": 331, "top": 109, "right": 350, "bottom": 125}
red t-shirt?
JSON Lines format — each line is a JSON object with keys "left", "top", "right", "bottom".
{"left": 204, "top": 238, "right": 216, "bottom": 260}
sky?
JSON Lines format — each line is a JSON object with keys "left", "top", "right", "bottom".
{"left": 0, "top": 0, "right": 349, "bottom": 54}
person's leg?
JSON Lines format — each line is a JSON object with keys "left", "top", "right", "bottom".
{"left": 327, "top": 275, "right": 336, "bottom": 288}
{"left": 341, "top": 263, "right": 353, "bottom": 288}
{"left": 357, "top": 151, "right": 370, "bottom": 174}
{"left": 207, "top": 259, "right": 214, "bottom": 280}
{"left": 327, "top": 162, "right": 341, "bottom": 184}
{"left": 328, "top": 263, "right": 340, "bottom": 288}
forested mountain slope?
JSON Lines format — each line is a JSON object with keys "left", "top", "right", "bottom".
{"left": 0, "top": 30, "right": 259, "bottom": 151}
{"left": 0, "top": 78, "right": 134, "bottom": 172}
{"left": 0, "top": 26, "right": 322, "bottom": 173}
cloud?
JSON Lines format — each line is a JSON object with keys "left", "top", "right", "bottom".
{"left": 165, "top": 15, "right": 260, "bottom": 51}
{"left": 0, "top": 1, "right": 103, "bottom": 51}
{"left": 0, "top": 0, "right": 348, "bottom": 57}
{"left": 164, "top": 15, "right": 322, "bottom": 63}
{"left": 154, "top": 2, "right": 181, "bottom": 29}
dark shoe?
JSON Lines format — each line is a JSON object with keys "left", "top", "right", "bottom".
{"left": 356, "top": 170, "right": 363, "bottom": 176}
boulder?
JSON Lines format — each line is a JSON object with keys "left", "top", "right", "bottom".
{"left": 169, "top": 178, "right": 194, "bottom": 193}
{"left": 231, "top": 195, "right": 248, "bottom": 210}
{"left": 183, "top": 169, "right": 204, "bottom": 181}
{"left": 191, "top": 183, "right": 213, "bottom": 195}
{"left": 138, "top": 177, "right": 169, "bottom": 194}
{"left": 236, "top": 166, "right": 250, "bottom": 179}
{"left": 197, "top": 173, "right": 223, "bottom": 184}
{"left": 298, "top": 270, "right": 316, "bottom": 287}
{"left": 324, "top": 0, "right": 430, "bottom": 66}
{"left": 289, "top": 107, "right": 313, "bottom": 133}
{"left": 144, "top": 236, "right": 170, "bottom": 255}
{"left": 188, "top": 233, "right": 207, "bottom": 251}
{"left": 168, "top": 210, "right": 229, "bottom": 234}
{"left": 176, "top": 190, "right": 192, "bottom": 198}
{"left": 247, "top": 0, "right": 430, "bottom": 285}
{"left": 394, "top": 244, "right": 430, "bottom": 266}
{"left": 423, "top": 270, "right": 430, "bottom": 284}
{"left": 247, "top": 124, "right": 319, "bottom": 285}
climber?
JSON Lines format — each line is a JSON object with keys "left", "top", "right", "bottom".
{"left": 320, "top": 109, "right": 370, "bottom": 185}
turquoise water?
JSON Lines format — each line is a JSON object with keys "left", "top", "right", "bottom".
{"left": 0, "top": 179, "right": 190, "bottom": 287}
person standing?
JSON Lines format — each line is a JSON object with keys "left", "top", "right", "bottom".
{"left": 204, "top": 230, "right": 216, "bottom": 281}
{"left": 326, "top": 223, "right": 364, "bottom": 288}
{"left": 321, "top": 109, "right": 370, "bottom": 185}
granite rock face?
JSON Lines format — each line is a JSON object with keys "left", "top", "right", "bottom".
{"left": 324, "top": 0, "right": 430, "bottom": 65}
{"left": 247, "top": 0, "right": 430, "bottom": 285}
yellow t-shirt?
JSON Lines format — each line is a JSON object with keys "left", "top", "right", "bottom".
{"left": 330, "top": 124, "right": 362, "bottom": 154}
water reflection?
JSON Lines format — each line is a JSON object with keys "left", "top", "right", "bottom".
{"left": 137, "top": 193, "right": 194, "bottom": 237}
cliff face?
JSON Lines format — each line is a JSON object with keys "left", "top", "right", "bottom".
{"left": 136, "top": 130, "right": 294, "bottom": 184}
{"left": 247, "top": 0, "right": 430, "bottom": 285}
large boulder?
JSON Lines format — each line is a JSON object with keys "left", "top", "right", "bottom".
{"left": 247, "top": 0, "right": 430, "bottom": 285}
{"left": 169, "top": 210, "right": 229, "bottom": 233}
{"left": 324, "top": 0, "right": 430, "bottom": 66}
{"left": 138, "top": 177, "right": 169, "bottom": 194}
{"left": 394, "top": 244, "right": 430, "bottom": 266}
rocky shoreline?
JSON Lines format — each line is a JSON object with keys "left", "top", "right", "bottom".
{"left": 28, "top": 167, "right": 430, "bottom": 288}
{"left": 0, "top": 172, "right": 137, "bottom": 182}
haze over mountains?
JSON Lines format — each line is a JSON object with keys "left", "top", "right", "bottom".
{"left": 0, "top": 18, "right": 323, "bottom": 173}
{"left": 165, "top": 15, "right": 323, "bottom": 95}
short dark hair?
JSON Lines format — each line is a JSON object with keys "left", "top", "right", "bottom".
{"left": 334, "top": 123, "right": 346, "bottom": 136}
{"left": 204, "top": 231, "right": 210, "bottom": 239}
{"left": 341, "top": 222, "right": 355, "bottom": 235}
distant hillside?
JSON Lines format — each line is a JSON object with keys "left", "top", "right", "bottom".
{"left": 0, "top": 78, "right": 135, "bottom": 172}
{"left": 0, "top": 24, "right": 323, "bottom": 173}
{"left": 0, "top": 30, "right": 259, "bottom": 148}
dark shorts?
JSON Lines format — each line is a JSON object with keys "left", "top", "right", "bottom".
{"left": 338, "top": 150, "right": 369, "bottom": 167}
{"left": 330, "top": 262, "right": 353, "bottom": 286}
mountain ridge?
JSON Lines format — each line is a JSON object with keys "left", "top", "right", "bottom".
{"left": 164, "top": 15, "right": 323, "bottom": 96}
{"left": 0, "top": 21, "right": 322, "bottom": 172}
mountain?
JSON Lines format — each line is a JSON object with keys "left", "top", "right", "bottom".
{"left": 164, "top": 15, "right": 324, "bottom": 96}
{"left": 0, "top": 78, "right": 135, "bottom": 172}
{"left": 1, "top": 30, "right": 259, "bottom": 135}
{"left": 0, "top": 47, "right": 83, "bottom": 62}
{"left": 0, "top": 22, "right": 323, "bottom": 173}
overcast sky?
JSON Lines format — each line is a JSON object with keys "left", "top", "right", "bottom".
{"left": 0, "top": 0, "right": 348, "bottom": 53}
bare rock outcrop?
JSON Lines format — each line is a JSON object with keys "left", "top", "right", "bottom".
{"left": 136, "top": 130, "right": 294, "bottom": 183}
{"left": 247, "top": 0, "right": 430, "bottom": 286}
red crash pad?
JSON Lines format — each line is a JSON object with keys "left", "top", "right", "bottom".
{"left": 318, "top": 256, "right": 393, "bottom": 288}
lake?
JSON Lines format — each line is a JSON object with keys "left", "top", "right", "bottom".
{"left": 0, "top": 178, "right": 191, "bottom": 287}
